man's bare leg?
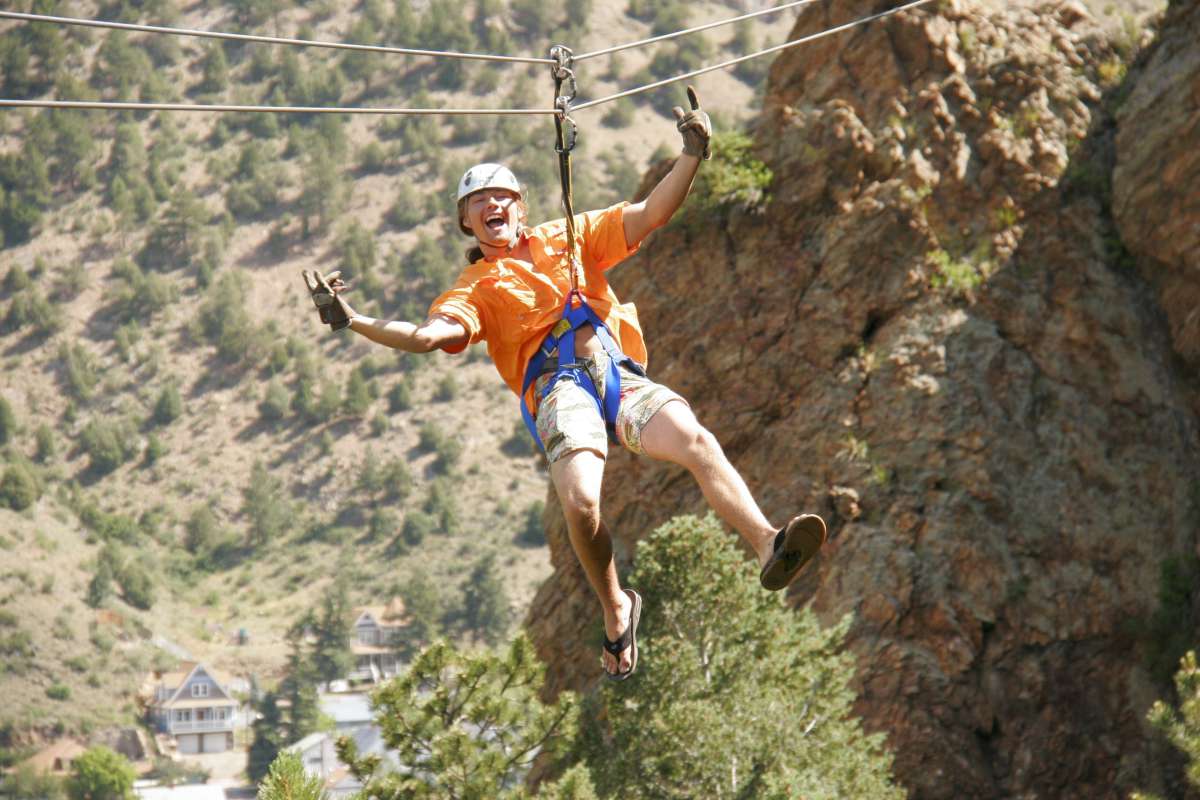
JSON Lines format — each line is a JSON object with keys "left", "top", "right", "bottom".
{"left": 639, "top": 400, "right": 779, "bottom": 568}
{"left": 548, "top": 448, "right": 633, "bottom": 676}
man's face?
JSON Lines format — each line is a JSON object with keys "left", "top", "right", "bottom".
{"left": 464, "top": 188, "right": 521, "bottom": 246}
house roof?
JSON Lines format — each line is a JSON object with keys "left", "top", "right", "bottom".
{"left": 151, "top": 662, "right": 237, "bottom": 707}
{"left": 284, "top": 732, "right": 329, "bottom": 755}
{"left": 353, "top": 598, "right": 409, "bottom": 627}
{"left": 16, "top": 739, "right": 87, "bottom": 774}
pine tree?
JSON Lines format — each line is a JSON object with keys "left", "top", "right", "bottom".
{"left": 338, "top": 635, "right": 588, "bottom": 799}
{"left": 460, "top": 553, "right": 513, "bottom": 645}
{"left": 310, "top": 581, "right": 352, "bottom": 686}
{"left": 247, "top": 691, "right": 286, "bottom": 784}
{"left": 582, "top": 514, "right": 904, "bottom": 800}
{"left": 1134, "top": 651, "right": 1200, "bottom": 799}
{"left": 241, "top": 461, "right": 291, "bottom": 547}
{"left": 257, "top": 751, "right": 329, "bottom": 800}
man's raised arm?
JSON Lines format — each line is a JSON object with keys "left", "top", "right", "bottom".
{"left": 622, "top": 86, "right": 712, "bottom": 249}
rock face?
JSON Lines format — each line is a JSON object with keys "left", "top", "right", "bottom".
{"left": 527, "top": 2, "right": 1200, "bottom": 798}
{"left": 1113, "top": 0, "right": 1200, "bottom": 376}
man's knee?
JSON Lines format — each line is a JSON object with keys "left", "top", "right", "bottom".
{"left": 677, "top": 422, "right": 722, "bottom": 468}
{"left": 561, "top": 493, "right": 602, "bottom": 535}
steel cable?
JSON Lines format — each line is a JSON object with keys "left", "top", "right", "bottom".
{"left": 574, "top": 0, "right": 823, "bottom": 62}
{"left": 0, "top": 10, "right": 555, "bottom": 65}
{"left": 0, "top": 98, "right": 558, "bottom": 115}
{"left": 571, "top": 0, "right": 933, "bottom": 112}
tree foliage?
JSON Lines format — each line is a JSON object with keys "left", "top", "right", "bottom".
{"left": 1136, "top": 651, "right": 1200, "bottom": 800}
{"left": 339, "top": 635, "right": 586, "bottom": 799}
{"left": 581, "top": 514, "right": 904, "bottom": 800}
{"left": 67, "top": 746, "right": 135, "bottom": 800}
{"left": 257, "top": 751, "right": 329, "bottom": 800}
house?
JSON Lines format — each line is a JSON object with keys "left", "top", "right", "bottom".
{"left": 286, "top": 725, "right": 395, "bottom": 799}
{"left": 143, "top": 662, "right": 239, "bottom": 754}
{"left": 349, "top": 599, "right": 409, "bottom": 682}
{"left": 14, "top": 738, "right": 87, "bottom": 775}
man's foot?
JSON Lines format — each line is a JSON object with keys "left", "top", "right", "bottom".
{"left": 759, "top": 514, "right": 827, "bottom": 591}
{"left": 602, "top": 589, "right": 641, "bottom": 680}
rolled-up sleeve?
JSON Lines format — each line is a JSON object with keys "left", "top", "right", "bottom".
{"left": 582, "top": 202, "right": 641, "bottom": 272}
{"left": 428, "top": 283, "right": 485, "bottom": 354}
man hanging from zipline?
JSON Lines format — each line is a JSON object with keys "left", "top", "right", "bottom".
{"left": 303, "top": 87, "right": 826, "bottom": 681}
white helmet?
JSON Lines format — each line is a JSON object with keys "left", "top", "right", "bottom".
{"left": 456, "top": 163, "right": 521, "bottom": 202}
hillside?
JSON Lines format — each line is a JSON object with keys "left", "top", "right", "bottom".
{"left": 526, "top": 1, "right": 1198, "bottom": 798}
{"left": 0, "top": 0, "right": 794, "bottom": 741}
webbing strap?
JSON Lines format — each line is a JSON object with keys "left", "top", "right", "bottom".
{"left": 519, "top": 292, "right": 632, "bottom": 453}
{"left": 550, "top": 45, "right": 582, "bottom": 292}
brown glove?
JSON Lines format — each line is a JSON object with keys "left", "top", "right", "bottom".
{"left": 302, "top": 269, "right": 352, "bottom": 331}
{"left": 673, "top": 85, "right": 712, "bottom": 161}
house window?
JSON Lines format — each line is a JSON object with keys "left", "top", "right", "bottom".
{"left": 191, "top": 683, "right": 210, "bottom": 698}
{"left": 175, "top": 710, "right": 191, "bottom": 722}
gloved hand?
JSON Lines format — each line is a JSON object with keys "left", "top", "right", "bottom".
{"left": 673, "top": 85, "right": 712, "bottom": 161}
{"left": 302, "top": 269, "right": 353, "bottom": 331}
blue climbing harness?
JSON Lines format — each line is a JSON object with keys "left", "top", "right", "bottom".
{"left": 519, "top": 289, "right": 642, "bottom": 452}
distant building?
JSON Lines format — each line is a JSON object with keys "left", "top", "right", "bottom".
{"left": 142, "top": 662, "right": 239, "bottom": 754}
{"left": 286, "top": 724, "right": 394, "bottom": 799}
{"left": 134, "top": 782, "right": 228, "bottom": 800}
{"left": 13, "top": 738, "right": 87, "bottom": 775}
{"left": 349, "top": 599, "right": 409, "bottom": 682}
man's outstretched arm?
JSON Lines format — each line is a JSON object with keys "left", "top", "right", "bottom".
{"left": 622, "top": 86, "right": 712, "bottom": 249}
{"left": 303, "top": 269, "right": 469, "bottom": 352}
{"left": 348, "top": 313, "right": 468, "bottom": 353}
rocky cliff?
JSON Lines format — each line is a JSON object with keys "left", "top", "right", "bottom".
{"left": 527, "top": 1, "right": 1200, "bottom": 798}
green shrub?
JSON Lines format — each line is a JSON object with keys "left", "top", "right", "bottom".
{"left": 117, "top": 562, "right": 154, "bottom": 610}
{"left": 681, "top": 131, "right": 772, "bottom": 219}
{"left": 259, "top": 379, "right": 290, "bottom": 422}
{"left": 59, "top": 342, "right": 98, "bottom": 401}
{"left": 45, "top": 684, "right": 70, "bottom": 701}
{"left": 4, "top": 289, "right": 62, "bottom": 338}
{"left": 387, "top": 380, "right": 412, "bottom": 412}
{"left": 601, "top": 97, "right": 636, "bottom": 128}
{"left": 34, "top": 424, "right": 55, "bottom": 463}
{"left": 0, "top": 397, "right": 16, "bottom": 445}
{"left": 152, "top": 384, "right": 183, "bottom": 426}
{"left": 80, "top": 418, "right": 137, "bottom": 475}
{"left": 0, "top": 462, "right": 42, "bottom": 511}
{"left": 515, "top": 500, "right": 545, "bottom": 546}
{"left": 342, "top": 370, "right": 372, "bottom": 417}
{"left": 369, "top": 508, "right": 398, "bottom": 541}
{"left": 433, "top": 373, "right": 459, "bottom": 402}
{"left": 401, "top": 511, "right": 434, "bottom": 547}
{"left": 184, "top": 506, "right": 220, "bottom": 555}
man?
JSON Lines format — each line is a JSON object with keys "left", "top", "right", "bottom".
{"left": 304, "top": 89, "right": 826, "bottom": 680}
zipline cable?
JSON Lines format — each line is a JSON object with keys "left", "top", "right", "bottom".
{"left": 0, "top": 10, "right": 556, "bottom": 65}
{"left": 574, "top": 0, "right": 823, "bottom": 62}
{"left": 0, "top": 98, "right": 559, "bottom": 115}
{"left": 572, "top": 0, "right": 933, "bottom": 112}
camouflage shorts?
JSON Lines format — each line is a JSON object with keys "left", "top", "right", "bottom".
{"left": 533, "top": 352, "right": 686, "bottom": 464}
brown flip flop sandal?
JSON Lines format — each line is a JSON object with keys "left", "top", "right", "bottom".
{"left": 603, "top": 589, "right": 642, "bottom": 681}
{"left": 760, "top": 514, "right": 827, "bottom": 591}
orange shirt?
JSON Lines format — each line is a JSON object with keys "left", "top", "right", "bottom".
{"left": 428, "top": 202, "right": 647, "bottom": 406}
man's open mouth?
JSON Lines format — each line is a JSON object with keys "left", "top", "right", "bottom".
{"left": 485, "top": 213, "right": 506, "bottom": 232}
